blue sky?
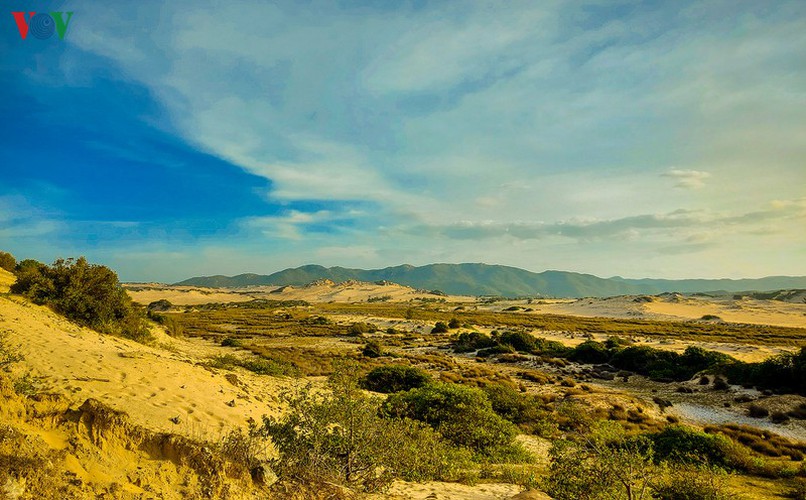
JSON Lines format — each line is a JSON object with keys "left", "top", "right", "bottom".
{"left": 1, "top": 0, "right": 804, "bottom": 282}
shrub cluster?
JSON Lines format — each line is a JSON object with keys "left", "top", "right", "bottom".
{"left": 362, "top": 365, "right": 431, "bottom": 393}
{"left": 10, "top": 257, "right": 150, "bottom": 342}
{"left": 720, "top": 348, "right": 806, "bottom": 395}
{"left": 381, "top": 382, "right": 523, "bottom": 459}
{"left": 454, "top": 331, "right": 738, "bottom": 383}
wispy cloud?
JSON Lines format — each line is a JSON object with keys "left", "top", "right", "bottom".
{"left": 662, "top": 169, "right": 712, "bottom": 189}
{"left": 1, "top": 0, "right": 803, "bottom": 280}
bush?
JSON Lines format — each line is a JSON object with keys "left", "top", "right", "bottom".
{"left": 453, "top": 332, "right": 497, "bottom": 353}
{"left": 10, "top": 257, "right": 150, "bottom": 342}
{"left": 347, "top": 322, "right": 378, "bottom": 335}
{"left": 220, "top": 337, "right": 243, "bottom": 348}
{"left": 147, "top": 299, "right": 172, "bottom": 312}
{"left": 431, "top": 322, "right": 449, "bottom": 334}
{"left": 448, "top": 318, "right": 461, "bottom": 329}
{"left": 721, "top": 348, "right": 806, "bottom": 395}
{"left": 499, "top": 331, "right": 537, "bottom": 352}
{"left": 0, "top": 251, "right": 15, "bottom": 272}
{"left": 570, "top": 341, "right": 610, "bottom": 364}
{"left": 481, "top": 384, "right": 554, "bottom": 436}
{"left": 362, "top": 365, "right": 431, "bottom": 393}
{"left": 382, "top": 382, "right": 520, "bottom": 457}
{"left": 362, "top": 340, "right": 383, "bottom": 358}
{"left": 747, "top": 405, "right": 769, "bottom": 418}
{"left": 649, "top": 426, "right": 731, "bottom": 468}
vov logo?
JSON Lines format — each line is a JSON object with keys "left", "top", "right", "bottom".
{"left": 12, "top": 11, "right": 73, "bottom": 40}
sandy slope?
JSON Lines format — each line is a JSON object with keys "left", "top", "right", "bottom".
{"left": 0, "top": 293, "right": 292, "bottom": 440}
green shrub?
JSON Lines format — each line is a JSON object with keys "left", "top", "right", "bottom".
{"left": 448, "top": 318, "right": 461, "bottom": 329}
{"left": 453, "top": 332, "right": 497, "bottom": 353}
{"left": 10, "top": 257, "right": 150, "bottom": 342}
{"left": 220, "top": 337, "right": 243, "bottom": 348}
{"left": 722, "top": 348, "right": 806, "bottom": 395}
{"left": 499, "top": 331, "right": 537, "bottom": 352}
{"left": 382, "top": 382, "right": 520, "bottom": 457}
{"left": 362, "top": 340, "right": 383, "bottom": 358}
{"left": 0, "top": 251, "right": 15, "bottom": 272}
{"left": 649, "top": 426, "right": 731, "bottom": 468}
{"left": 481, "top": 384, "right": 554, "bottom": 436}
{"left": 362, "top": 365, "right": 431, "bottom": 393}
{"left": 570, "top": 340, "right": 610, "bottom": 364}
{"left": 431, "top": 321, "right": 449, "bottom": 334}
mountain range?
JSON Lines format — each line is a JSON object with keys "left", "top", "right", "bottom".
{"left": 174, "top": 263, "right": 806, "bottom": 298}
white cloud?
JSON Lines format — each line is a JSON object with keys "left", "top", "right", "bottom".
{"left": 662, "top": 169, "right": 712, "bottom": 189}
{"left": 49, "top": 0, "right": 806, "bottom": 279}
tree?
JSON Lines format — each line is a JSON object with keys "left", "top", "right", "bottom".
{"left": 544, "top": 421, "right": 656, "bottom": 500}
{"left": 260, "top": 363, "right": 469, "bottom": 491}
{"left": 0, "top": 251, "right": 15, "bottom": 272}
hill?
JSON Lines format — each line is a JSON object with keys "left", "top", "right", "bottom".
{"left": 175, "top": 264, "right": 806, "bottom": 298}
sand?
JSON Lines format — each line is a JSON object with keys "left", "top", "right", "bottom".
{"left": 124, "top": 280, "right": 476, "bottom": 306}
{"left": 518, "top": 294, "right": 806, "bottom": 329}
{"left": 0, "top": 293, "right": 293, "bottom": 440}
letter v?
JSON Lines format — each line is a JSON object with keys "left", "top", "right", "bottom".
{"left": 51, "top": 12, "right": 74, "bottom": 40}
{"left": 12, "top": 12, "right": 35, "bottom": 40}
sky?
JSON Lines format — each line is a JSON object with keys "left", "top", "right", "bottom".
{"left": 1, "top": 0, "right": 804, "bottom": 282}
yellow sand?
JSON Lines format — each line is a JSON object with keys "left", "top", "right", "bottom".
{"left": 0, "top": 293, "right": 292, "bottom": 440}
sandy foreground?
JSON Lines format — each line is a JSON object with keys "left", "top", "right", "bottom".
{"left": 1, "top": 270, "right": 536, "bottom": 498}
{"left": 0, "top": 292, "right": 289, "bottom": 439}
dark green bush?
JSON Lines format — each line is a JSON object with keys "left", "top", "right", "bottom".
{"left": 453, "top": 332, "right": 497, "bottom": 353}
{"left": 499, "top": 331, "right": 537, "bottom": 352}
{"left": 382, "top": 382, "right": 520, "bottom": 457}
{"left": 570, "top": 340, "right": 610, "bottom": 364}
{"left": 431, "top": 322, "right": 449, "bottom": 334}
{"left": 448, "top": 318, "right": 461, "bottom": 329}
{"left": 721, "top": 348, "right": 806, "bottom": 395}
{"left": 220, "top": 337, "right": 243, "bottom": 348}
{"left": 362, "top": 365, "right": 431, "bottom": 393}
{"left": 10, "top": 257, "right": 150, "bottom": 342}
{"left": 649, "top": 426, "right": 731, "bottom": 468}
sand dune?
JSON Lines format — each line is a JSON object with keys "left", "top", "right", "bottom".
{"left": 125, "top": 279, "right": 475, "bottom": 306}
{"left": 0, "top": 294, "right": 292, "bottom": 440}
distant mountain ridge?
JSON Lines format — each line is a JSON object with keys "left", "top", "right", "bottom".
{"left": 174, "top": 263, "right": 806, "bottom": 298}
